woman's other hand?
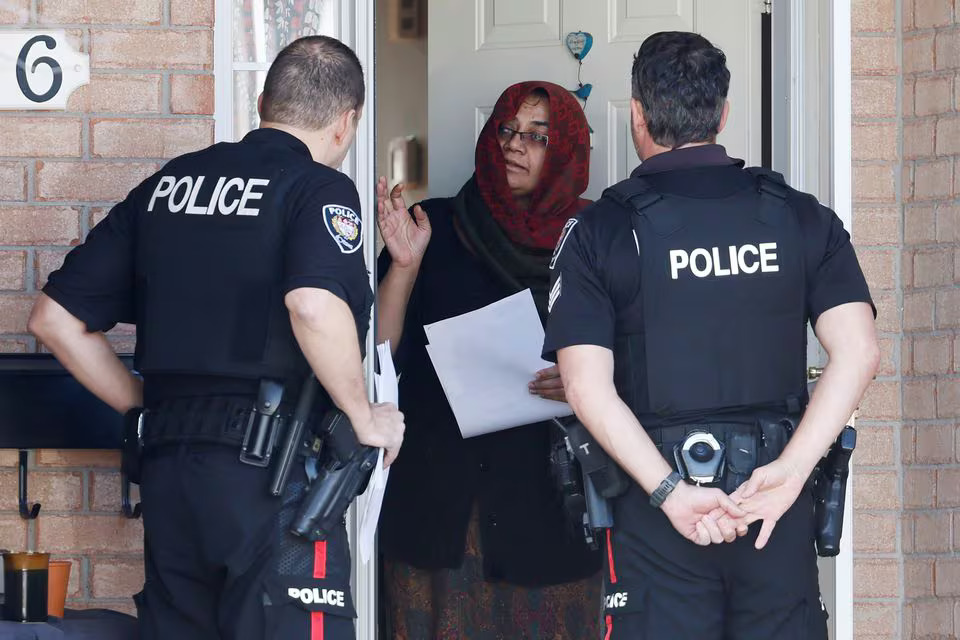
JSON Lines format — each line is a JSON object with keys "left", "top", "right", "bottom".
{"left": 529, "top": 365, "right": 566, "bottom": 402}
{"left": 377, "top": 177, "right": 431, "bottom": 269}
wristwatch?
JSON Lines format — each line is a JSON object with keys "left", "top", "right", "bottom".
{"left": 649, "top": 471, "right": 682, "bottom": 509}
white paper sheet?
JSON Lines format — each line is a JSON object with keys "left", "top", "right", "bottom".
{"left": 358, "top": 341, "right": 396, "bottom": 564}
{"left": 424, "top": 289, "right": 572, "bottom": 438}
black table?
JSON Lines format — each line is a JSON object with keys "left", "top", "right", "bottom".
{"left": 0, "top": 609, "right": 137, "bottom": 639}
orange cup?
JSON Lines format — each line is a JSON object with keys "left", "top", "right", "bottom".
{"left": 46, "top": 560, "right": 71, "bottom": 619}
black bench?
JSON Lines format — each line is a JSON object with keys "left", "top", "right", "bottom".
{"left": 0, "top": 354, "right": 140, "bottom": 519}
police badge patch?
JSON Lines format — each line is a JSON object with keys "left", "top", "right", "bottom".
{"left": 550, "top": 218, "right": 578, "bottom": 269}
{"left": 323, "top": 204, "right": 363, "bottom": 254}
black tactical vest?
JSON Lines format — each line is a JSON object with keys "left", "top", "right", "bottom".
{"left": 603, "top": 168, "right": 808, "bottom": 418}
{"left": 132, "top": 154, "right": 313, "bottom": 383}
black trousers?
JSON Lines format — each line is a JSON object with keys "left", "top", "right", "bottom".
{"left": 135, "top": 443, "right": 356, "bottom": 640}
{"left": 602, "top": 483, "right": 828, "bottom": 640}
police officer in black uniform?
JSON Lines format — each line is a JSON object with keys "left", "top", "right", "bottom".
{"left": 543, "top": 32, "right": 879, "bottom": 639}
{"left": 28, "top": 36, "right": 404, "bottom": 640}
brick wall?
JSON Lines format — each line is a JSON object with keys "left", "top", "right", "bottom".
{"left": 899, "top": 0, "right": 960, "bottom": 637}
{"left": 852, "top": 0, "right": 905, "bottom": 637}
{"left": 0, "top": 0, "right": 213, "bottom": 613}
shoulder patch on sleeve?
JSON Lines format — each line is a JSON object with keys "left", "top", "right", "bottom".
{"left": 550, "top": 218, "right": 579, "bottom": 270}
{"left": 323, "top": 204, "right": 363, "bottom": 254}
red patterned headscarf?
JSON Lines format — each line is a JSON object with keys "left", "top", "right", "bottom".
{"left": 474, "top": 81, "right": 591, "bottom": 250}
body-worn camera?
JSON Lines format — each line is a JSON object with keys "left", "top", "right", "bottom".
{"left": 673, "top": 431, "right": 725, "bottom": 485}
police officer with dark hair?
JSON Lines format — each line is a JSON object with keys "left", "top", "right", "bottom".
{"left": 544, "top": 31, "right": 879, "bottom": 639}
{"left": 28, "top": 35, "right": 403, "bottom": 640}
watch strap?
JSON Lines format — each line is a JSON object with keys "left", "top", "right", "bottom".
{"left": 649, "top": 471, "right": 682, "bottom": 509}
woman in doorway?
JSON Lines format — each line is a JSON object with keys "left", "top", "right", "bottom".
{"left": 375, "top": 81, "right": 601, "bottom": 639}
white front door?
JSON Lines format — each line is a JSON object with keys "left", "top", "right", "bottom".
{"left": 427, "top": 0, "right": 763, "bottom": 199}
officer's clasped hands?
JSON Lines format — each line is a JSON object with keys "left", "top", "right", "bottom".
{"left": 660, "top": 482, "right": 746, "bottom": 546}
{"left": 353, "top": 402, "right": 406, "bottom": 467}
{"left": 729, "top": 459, "right": 808, "bottom": 550}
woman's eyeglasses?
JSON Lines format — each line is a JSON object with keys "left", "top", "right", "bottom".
{"left": 497, "top": 125, "right": 549, "bottom": 148}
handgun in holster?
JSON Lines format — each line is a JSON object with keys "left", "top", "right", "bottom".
{"left": 813, "top": 425, "right": 856, "bottom": 557}
{"left": 121, "top": 408, "right": 145, "bottom": 485}
{"left": 550, "top": 418, "right": 630, "bottom": 549}
{"left": 290, "top": 410, "right": 379, "bottom": 541}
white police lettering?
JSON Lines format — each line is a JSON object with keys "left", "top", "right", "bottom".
{"left": 605, "top": 592, "right": 629, "bottom": 609}
{"left": 668, "top": 243, "right": 779, "bottom": 280}
{"left": 286, "top": 587, "right": 346, "bottom": 608}
{"left": 147, "top": 175, "right": 271, "bottom": 216}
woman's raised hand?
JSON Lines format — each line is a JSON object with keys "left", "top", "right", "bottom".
{"left": 377, "top": 177, "right": 431, "bottom": 269}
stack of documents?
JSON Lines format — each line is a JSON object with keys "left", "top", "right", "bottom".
{"left": 424, "top": 289, "right": 572, "bottom": 438}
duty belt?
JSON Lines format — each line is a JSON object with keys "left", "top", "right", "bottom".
{"left": 141, "top": 395, "right": 292, "bottom": 450}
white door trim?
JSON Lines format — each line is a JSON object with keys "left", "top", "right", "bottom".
{"left": 829, "top": 1, "right": 854, "bottom": 638}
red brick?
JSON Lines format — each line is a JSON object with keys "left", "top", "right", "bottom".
{"left": 92, "top": 118, "right": 213, "bottom": 159}
{"left": 937, "top": 203, "right": 958, "bottom": 242}
{"left": 90, "top": 208, "right": 109, "bottom": 228}
{"left": 903, "top": 338, "right": 915, "bottom": 376}
{"left": 0, "top": 163, "right": 26, "bottom": 201}
{"left": 903, "top": 0, "right": 917, "bottom": 30}
{"left": 938, "top": 468, "right": 960, "bottom": 507}
{"left": 914, "top": 246, "right": 954, "bottom": 286}
{"left": 904, "top": 467, "right": 937, "bottom": 508}
{"left": 905, "top": 32, "right": 936, "bottom": 74}
{"left": 170, "top": 74, "right": 214, "bottom": 115}
{"left": 91, "top": 30, "right": 212, "bottom": 70}
{"left": 854, "top": 206, "right": 900, "bottom": 245}
{"left": 854, "top": 559, "right": 900, "bottom": 598}
{"left": 0, "top": 252, "right": 26, "bottom": 291}
{"left": 36, "top": 450, "right": 120, "bottom": 467}
{"left": 171, "top": 0, "right": 214, "bottom": 26}
{"left": 0, "top": 514, "right": 29, "bottom": 550}
{"left": 0, "top": 117, "right": 81, "bottom": 158}
{"left": 852, "top": 0, "right": 896, "bottom": 32}
{"left": 853, "top": 35, "right": 898, "bottom": 75}
{"left": 904, "top": 378, "right": 937, "bottom": 419}
{"left": 915, "top": 0, "right": 956, "bottom": 27}
{"left": 853, "top": 512, "right": 897, "bottom": 552}
{"left": 0, "top": 295, "right": 36, "bottom": 333}
{"left": 0, "top": 339, "right": 30, "bottom": 353}
{"left": 857, "top": 425, "right": 897, "bottom": 465}
{"left": 905, "top": 556, "right": 935, "bottom": 598}
{"left": 854, "top": 164, "right": 897, "bottom": 203}
{"left": 853, "top": 122, "right": 899, "bottom": 161}
{"left": 937, "top": 28, "right": 960, "bottom": 72}
{"left": 918, "top": 419, "right": 954, "bottom": 461}
{"left": 905, "top": 204, "right": 936, "bottom": 244}
{"left": 853, "top": 471, "right": 900, "bottom": 509}
{"left": 853, "top": 602, "right": 899, "bottom": 638}
{"left": 107, "top": 334, "right": 137, "bottom": 354}
{"left": 913, "top": 597, "right": 955, "bottom": 637}
{"left": 955, "top": 512, "right": 960, "bottom": 550}
{"left": 853, "top": 78, "right": 898, "bottom": 118}
{"left": 858, "top": 248, "right": 897, "bottom": 289}
{"left": 914, "top": 157, "right": 954, "bottom": 201}
{"left": 0, "top": 206, "right": 80, "bottom": 245}
{"left": 935, "top": 558, "right": 960, "bottom": 597}
{"left": 903, "top": 247, "right": 915, "bottom": 287}
{"left": 913, "top": 334, "right": 953, "bottom": 374}
{"left": 91, "top": 557, "right": 144, "bottom": 598}
{"left": 0, "top": 470, "right": 83, "bottom": 511}
{"left": 905, "top": 77, "right": 917, "bottom": 117}
{"left": 904, "top": 513, "right": 917, "bottom": 553}
{"left": 68, "top": 600, "right": 137, "bottom": 616}
{"left": 875, "top": 293, "right": 902, "bottom": 333}
{"left": 860, "top": 380, "right": 902, "bottom": 421}
{"left": 938, "top": 378, "right": 960, "bottom": 419}
{"left": 67, "top": 74, "right": 162, "bottom": 114}
{"left": 904, "top": 119, "right": 936, "bottom": 159}
{"left": 914, "top": 511, "right": 953, "bottom": 552}
{"left": 37, "top": 515, "right": 143, "bottom": 553}
{"left": 91, "top": 471, "right": 139, "bottom": 512}
{"left": 37, "top": 162, "right": 157, "bottom": 203}
{"left": 34, "top": 249, "right": 68, "bottom": 290}
{"left": 876, "top": 337, "right": 897, "bottom": 377}
{"left": 0, "top": 0, "right": 28, "bottom": 23}
{"left": 38, "top": 0, "right": 160, "bottom": 24}
{"left": 938, "top": 289, "right": 960, "bottom": 329}
{"left": 936, "top": 117, "right": 960, "bottom": 157}
{"left": 916, "top": 75, "right": 954, "bottom": 116}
